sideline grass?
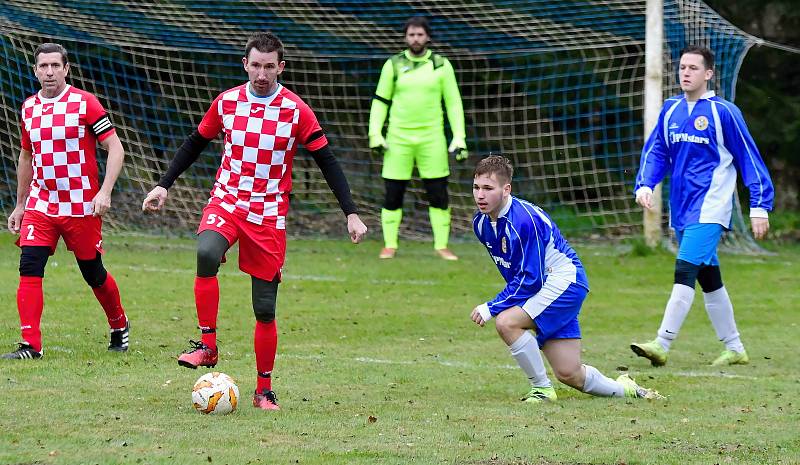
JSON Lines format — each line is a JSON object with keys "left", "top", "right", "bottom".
{"left": 1, "top": 233, "right": 798, "bottom": 465}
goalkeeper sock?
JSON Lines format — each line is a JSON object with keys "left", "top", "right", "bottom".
{"left": 703, "top": 286, "right": 745, "bottom": 352}
{"left": 381, "top": 208, "right": 402, "bottom": 249}
{"left": 428, "top": 206, "right": 451, "bottom": 250}
{"left": 194, "top": 276, "right": 219, "bottom": 350}
{"left": 255, "top": 320, "right": 278, "bottom": 391}
{"left": 581, "top": 365, "right": 625, "bottom": 397}
{"left": 509, "top": 331, "right": 551, "bottom": 388}
{"left": 17, "top": 276, "right": 44, "bottom": 353}
{"left": 655, "top": 283, "right": 695, "bottom": 351}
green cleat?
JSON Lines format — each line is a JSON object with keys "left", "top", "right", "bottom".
{"left": 630, "top": 339, "right": 668, "bottom": 367}
{"left": 521, "top": 386, "right": 557, "bottom": 403}
{"left": 711, "top": 349, "right": 749, "bottom": 366}
{"left": 616, "top": 374, "right": 666, "bottom": 400}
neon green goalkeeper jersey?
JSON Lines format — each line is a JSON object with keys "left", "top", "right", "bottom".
{"left": 369, "top": 49, "right": 465, "bottom": 138}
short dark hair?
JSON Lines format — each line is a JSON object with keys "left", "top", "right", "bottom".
{"left": 245, "top": 32, "right": 284, "bottom": 62}
{"left": 680, "top": 45, "right": 714, "bottom": 69}
{"left": 34, "top": 43, "right": 68, "bottom": 66}
{"left": 474, "top": 155, "right": 513, "bottom": 185}
{"left": 404, "top": 16, "right": 431, "bottom": 36}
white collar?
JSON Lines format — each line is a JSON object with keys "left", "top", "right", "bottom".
{"left": 38, "top": 84, "right": 71, "bottom": 103}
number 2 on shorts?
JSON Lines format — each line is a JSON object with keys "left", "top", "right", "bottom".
{"left": 26, "top": 224, "right": 35, "bottom": 240}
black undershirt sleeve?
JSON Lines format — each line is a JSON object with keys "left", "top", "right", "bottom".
{"left": 308, "top": 144, "right": 358, "bottom": 216}
{"left": 157, "top": 130, "right": 213, "bottom": 189}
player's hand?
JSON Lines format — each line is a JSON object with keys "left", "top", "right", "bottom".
{"left": 7, "top": 205, "right": 24, "bottom": 234}
{"left": 369, "top": 135, "right": 388, "bottom": 157}
{"left": 91, "top": 189, "right": 112, "bottom": 217}
{"left": 635, "top": 186, "right": 654, "bottom": 210}
{"left": 448, "top": 138, "right": 468, "bottom": 163}
{"left": 346, "top": 213, "right": 368, "bottom": 244}
{"left": 470, "top": 306, "right": 486, "bottom": 327}
{"left": 751, "top": 217, "right": 769, "bottom": 240}
{"left": 142, "top": 186, "right": 169, "bottom": 212}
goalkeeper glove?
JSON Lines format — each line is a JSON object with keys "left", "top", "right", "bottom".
{"left": 369, "top": 134, "right": 388, "bottom": 156}
{"left": 448, "top": 138, "right": 468, "bottom": 163}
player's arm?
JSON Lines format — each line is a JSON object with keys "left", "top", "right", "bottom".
{"left": 474, "top": 221, "right": 545, "bottom": 324}
{"left": 301, "top": 103, "right": 367, "bottom": 243}
{"left": 143, "top": 99, "right": 221, "bottom": 212}
{"left": 92, "top": 131, "right": 124, "bottom": 217}
{"left": 8, "top": 148, "right": 33, "bottom": 234}
{"left": 368, "top": 59, "right": 395, "bottom": 153}
{"left": 720, "top": 104, "right": 775, "bottom": 239}
{"left": 634, "top": 104, "right": 671, "bottom": 210}
{"left": 441, "top": 59, "right": 468, "bottom": 162}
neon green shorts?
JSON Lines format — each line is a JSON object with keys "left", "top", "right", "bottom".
{"left": 382, "top": 128, "right": 449, "bottom": 180}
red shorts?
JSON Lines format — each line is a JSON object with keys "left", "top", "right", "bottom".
{"left": 197, "top": 203, "right": 286, "bottom": 282}
{"left": 16, "top": 210, "right": 103, "bottom": 260}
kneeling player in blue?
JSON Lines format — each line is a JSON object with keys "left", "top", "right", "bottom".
{"left": 470, "top": 156, "right": 663, "bottom": 402}
{"left": 631, "top": 45, "right": 774, "bottom": 367}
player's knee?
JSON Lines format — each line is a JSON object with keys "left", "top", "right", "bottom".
{"left": 674, "top": 259, "right": 700, "bottom": 287}
{"left": 77, "top": 253, "right": 108, "bottom": 288}
{"left": 697, "top": 265, "right": 723, "bottom": 293}
{"left": 383, "top": 179, "right": 407, "bottom": 210}
{"left": 553, "top": 365, "right": 582, "bottom": 387}
{"left": 19, "top": 246, "right": 50, "bottom": 277}
{"left": 196, "top": 240, "right": 224, "bottom": 277}
{"left": 252, "top": 278, "right": 278, "bottom": 323}
{"left": 423, "top": 177, "right": 449, "bottom": 209}
{"left": 494, "top": 312, "right": 520, "bottom": 339}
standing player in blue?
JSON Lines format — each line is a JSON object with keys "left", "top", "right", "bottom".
{"left": 470, "top": 156, "right": 663, "bottom": 402}
{"left": 631, "top": 45, "right": 774, "bottom": 367}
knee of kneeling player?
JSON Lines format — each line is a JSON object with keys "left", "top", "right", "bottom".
{"left": 553, "top": 365, "right": 582, "bottom": 386}
{"left": 673, "top": 259, "right": 700, "bottom": 287}
{"left": 253, "top": 300, "right": 276, "bottom": 323}
{"left": 77, "top": 256, "right": 108, "bottom": 288}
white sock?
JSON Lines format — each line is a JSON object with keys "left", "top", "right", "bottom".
{"left": 509, "top": 331, "right": 552, "bottom": 388}
{"left": 581, "top": 365, "right": 625, "bottom": 397}
{"left": 703, "top": 286, "right": 745, "bottom": 353}
{"left": 655, "top": 284, "right": 696, "bottom": 351}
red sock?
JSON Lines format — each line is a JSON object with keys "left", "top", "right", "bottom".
{"left": 92, "top": 273, "right": 127, "bottom": 330}
{"left": 17, "top": 276, "right": 44, "bottom": 352}
{"left": 194, "top": 276, "right": 219, "bottom": 350}
{"left": 254, "top": 320, "right": 278, "bottom": 391}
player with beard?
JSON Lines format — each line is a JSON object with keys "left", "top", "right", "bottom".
{"left": 369, "top": 16, "right": 466, "bottom": 260}
{"left": 143, "top": 32, "right": 367, "bottom": 410}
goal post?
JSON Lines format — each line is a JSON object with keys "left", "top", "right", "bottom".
{"left": 644, "top": 0, "right": 664, "bottom": 247}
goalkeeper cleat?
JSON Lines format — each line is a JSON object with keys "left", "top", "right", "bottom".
{"left": 630, "top": 339, "right": 668, "bottom": 367}
{"left": 108, "top": 320, "right": 130, "bottom": 352}
{"left": 711, "top": 349, "right": 749, "bottom": 366}
{"left": 616, "top": 374, "right": 665, "bottom": 400}
{"left": 177, "top": 340, "right": 218, "bottom": 369}
{"left": 253, "top": 389, "right": 280, "bottom": 410}
{"left": 1, "top": 342, "right": 42, "bottom": 360}
{"left": 378, "top": 247, "right": 396, "bottom": 259}
{"left": 521, "top": 386, "right": 557, "bottom": 403}
{"left": 435, "top": 248, "right": 459, "bottom": 261}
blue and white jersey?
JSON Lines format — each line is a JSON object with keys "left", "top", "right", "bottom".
{"left": 473, "top": 196, "right": 589, "bottom": 317}
{"left": 635, "top": 91, "right": 774, "bottom": 231}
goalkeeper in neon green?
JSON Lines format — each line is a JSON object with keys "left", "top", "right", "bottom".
{"left": 369, "top": 16, "right": 466, "bottom": 261}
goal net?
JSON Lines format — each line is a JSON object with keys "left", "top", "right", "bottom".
{"left": 0, "top": 0, "right": 761, "bottom": 244}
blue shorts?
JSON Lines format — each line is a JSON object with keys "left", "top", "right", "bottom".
{"left": 520, "top": 278, "right": 587, "bottom": 348}
{"left": 675, "top": 223, "right": 724, "bottom": 266}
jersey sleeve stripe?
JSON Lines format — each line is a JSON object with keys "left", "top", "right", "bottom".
{"left": 90, "top": 115, "right": 114, "bottom": 136}
{"left": 373, "top": 94, "right": 391, "bottom": 105}
{"left": 714, "top": 100, "right": 766, "bottom": 206}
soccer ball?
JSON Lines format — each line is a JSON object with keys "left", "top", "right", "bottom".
{"left": 192, "top": 372, "right": 239, "bottom": 415}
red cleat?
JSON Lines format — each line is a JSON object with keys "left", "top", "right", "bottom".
{"left": 177, "top": 340, "right": 218, "bottom": 369}
{"left": 253, "top": 389, "right": 280, "bottom": 410}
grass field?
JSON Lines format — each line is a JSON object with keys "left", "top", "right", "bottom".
{"left": 0, "top": 233, "right": 798, "bottom": 465}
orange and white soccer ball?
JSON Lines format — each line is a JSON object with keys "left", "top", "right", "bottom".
{"left": 192, "top": 372, "right": 239, "bottom": 415}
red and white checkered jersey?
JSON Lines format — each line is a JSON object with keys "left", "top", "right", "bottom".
{"left": 20, "top": 85, "right": 116, "bottom": 217}
{"left": 197, "top": 82, "right": 328, "bottom": 228}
